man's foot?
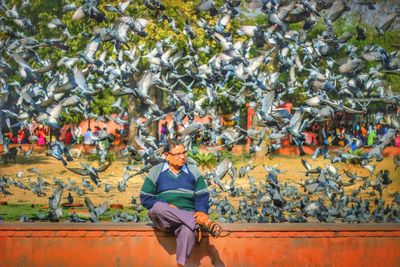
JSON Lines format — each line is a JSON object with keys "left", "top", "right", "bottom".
{"left": 200, "top": 219, "right": 222, "bottom": 238}
{"left": 195, "top": 224, "right": 202, "bottom": 242}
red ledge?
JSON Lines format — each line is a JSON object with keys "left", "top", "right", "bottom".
{"left": 1, "top": 222, "right": 399, "bottom": 230}
{"left": 0, "top": 223, "right": 399, "bottom": 237}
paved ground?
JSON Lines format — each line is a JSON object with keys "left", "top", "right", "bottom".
{"left": 0, "top": 147, "right": 398, "bottom": 208}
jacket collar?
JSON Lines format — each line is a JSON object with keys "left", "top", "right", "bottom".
{"left": 162, "top": 161, "right": 189, "bottom": 174}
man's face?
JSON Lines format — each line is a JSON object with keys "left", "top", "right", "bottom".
{"left": 165, "top": 144, "right": 187, "bottom": 169}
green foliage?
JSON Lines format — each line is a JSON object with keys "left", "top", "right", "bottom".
{"left": 216, "top": 94, "right": 236, "bottom": 114}
{"left": 346, "top": 18, "right": 398, "bottom": 89}
{"left": 306, "top": 22, "right": 326, "bottom": 40}
{"left": 91, "top": 89, "right": 117, "bottom": 115}
{"left": 87, "top": 152, "right": 116, "bottom": 163}
{"left": 336, "top": 16, "right": 400, "bottom": 92}
{"left": 208, "top": 211, "right": 219, "bottom": 221}
{"left": 239, "top": 151, "right": 253, "bottom": 161}
{"left": 0, "top": 204, "right": 50, "bottom": 221}
{"left": 188, "top": 151, "right": 217, "bottom": 167}
{"left": 349, "top": 147, "right": 363, "bottom": 155}
{"left": 2, "top": 0, "right": 399, "bottom": 129}
{"left": 219, "top": 149, "right": 240, "bottom": 164}
{"left": 216, "top": 149, "right": 252, "bottom": 165}
{"left": 0, "top": 203, "right": 149, "bottom": 222}
{"left": 285, "top": 14, "right": 400, "bottom": 102}
{"left": 61, "top": 111, "right": 84, "bottom": 125}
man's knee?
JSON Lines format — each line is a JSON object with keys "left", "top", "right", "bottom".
{"left": 150, "top": 201, "right": 167, "bottom": 216}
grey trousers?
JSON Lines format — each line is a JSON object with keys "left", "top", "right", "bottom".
{"left": 148, "top": 202, "right": 197, "bottom": 266}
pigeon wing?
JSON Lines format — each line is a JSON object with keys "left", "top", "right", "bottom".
{"left": 66, "top": 167, "right": 90, "bottom": 176}
{"left": 96, "top": 162, "right": 112, "bottom": 172}
{"left": 95, "top": 202, "right": 109, "bottom": 216}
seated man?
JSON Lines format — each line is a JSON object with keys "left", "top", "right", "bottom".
{"left": 140, "top": 139, "right": 221, "bottom": 266}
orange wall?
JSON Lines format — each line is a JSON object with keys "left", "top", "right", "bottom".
{"left": 75, "top": 114, "right": 125, "bottom": 135}
{"left": 1, "top": 223, "right": 399, "bottom": 266}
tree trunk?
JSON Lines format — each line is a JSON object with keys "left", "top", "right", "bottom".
{"left": 127, "top": 96, "right": 141, "bottom": 148}
{"left": 149, "top": 85, "right": 164, "bottom": 142}
{"left": 127, "top": 75, "right": 164, "bottom": 148}
{"left": 127, "top": 74, "right": 142, "bottom": 150}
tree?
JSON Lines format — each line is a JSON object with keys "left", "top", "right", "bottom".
{"left": 1, "top": 0, "right": 399, "bottom": 155}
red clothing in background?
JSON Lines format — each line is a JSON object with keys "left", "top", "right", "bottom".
{"left": 65, "top": 130, "right": 72, "bottom": 144}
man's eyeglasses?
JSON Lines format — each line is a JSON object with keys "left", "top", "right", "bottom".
{"left": 168, "top": 151, "right": 187, "bottom": 157}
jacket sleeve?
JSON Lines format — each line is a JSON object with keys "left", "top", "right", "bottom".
{"left": 139, "top": 163, "right": 164, "bottom": 210}
{"left": 194, "top": 175, "right": 210, "bottom": 213}
{"left": 187, "top": 164, "right": 210, "bottom": 213}
{"left": 139, "top": 177, "right": 158, "bottom": 210}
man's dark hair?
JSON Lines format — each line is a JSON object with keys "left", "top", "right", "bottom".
{"left": 164, "top": 139, "right": 183, "bottom": 153}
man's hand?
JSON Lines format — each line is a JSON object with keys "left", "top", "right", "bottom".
{"left": 168, "top": 203, "right": 177, "bottom": 208}
{"left": 194, "top": 211, "right": 208, "bottom": 225}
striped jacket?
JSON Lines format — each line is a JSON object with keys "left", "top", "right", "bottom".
{"left": 140, "top": 162, "right": 209, "bottom": 213}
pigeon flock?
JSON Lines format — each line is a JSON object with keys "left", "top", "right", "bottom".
{"left": 0, "top": 0, "right": 399, "bottom": 223}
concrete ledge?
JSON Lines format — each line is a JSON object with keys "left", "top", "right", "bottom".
{"left": 1, "top": 223, "right": 399, "bottom": 266}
